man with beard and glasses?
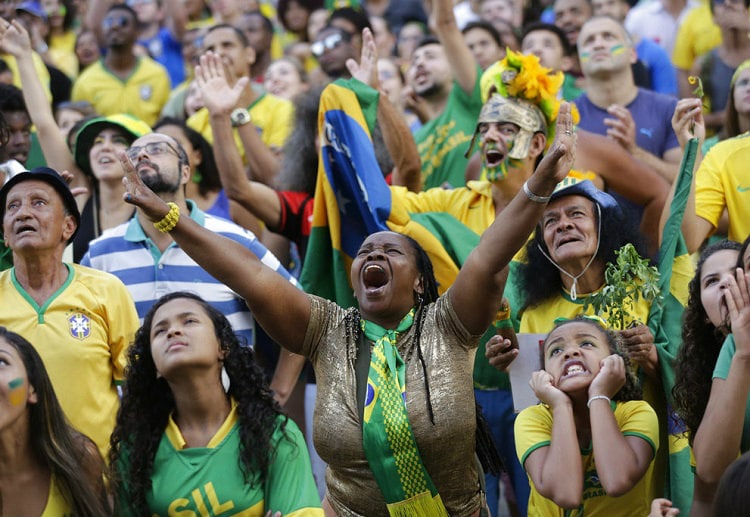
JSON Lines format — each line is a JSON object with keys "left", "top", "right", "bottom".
{"left": 74, "top": 2, "right": 170, "bottom": 126}
{"left": 81, "top": 132, "right": 299, "bottom": 351}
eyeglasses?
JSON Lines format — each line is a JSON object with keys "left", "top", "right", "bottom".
{"left": 127, "top": 0, "right": 156, "bottom": 5}
{"left": 126, "top": 141, "right": 179, "bottom": 162}
{"left": 102, "top": 14, "right": 132, "bottom": 30}
{"left": 311, "top": 32, "right": 349, "bottom": 58}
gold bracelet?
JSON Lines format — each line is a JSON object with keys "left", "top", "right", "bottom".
{"left": 153, "top": 202, "right": 180, "bottom": 233}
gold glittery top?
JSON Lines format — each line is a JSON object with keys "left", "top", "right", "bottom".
{"left": 300, "top": 293, "right": 483, "bottom": 516}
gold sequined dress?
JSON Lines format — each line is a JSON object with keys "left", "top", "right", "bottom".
{"left": 300, "top": 293, "right": 483, "bottom": 516}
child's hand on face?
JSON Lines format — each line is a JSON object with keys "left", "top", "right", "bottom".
{"left": 530, "top": 370, "right": 570, "bottom": 408}
{"left": 588, "top": 354, "right": 626, "bottom": 400}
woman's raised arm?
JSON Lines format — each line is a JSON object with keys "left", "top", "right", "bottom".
{"left": 450, "top": 103, "right": 576, "bottom": 335}
{"left": 120, "top": 151, "right": 312, "bottom": 354}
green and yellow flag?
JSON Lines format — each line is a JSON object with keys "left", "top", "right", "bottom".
{"left": 647, "top": 137, "right": 700, "bottom": 510}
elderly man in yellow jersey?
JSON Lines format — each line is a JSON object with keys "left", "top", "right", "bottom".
{"left": 187, "top": 23, "right": 293, "bottom": 184}
{"left": 0, "top": 167, "right": 139, "bottom": 459}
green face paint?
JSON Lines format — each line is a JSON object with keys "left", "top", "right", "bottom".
{"left": 481, "top": 137, "right": 522, "bottom": 182}
{"left": 8, "top": 377, "right": 25, "bottom": 406}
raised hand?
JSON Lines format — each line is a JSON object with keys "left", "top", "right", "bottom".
{"left": 604, "top": 104, "right": 637, "bottom": 154}
{"left": 485, "top": 334, "right": 519, "bottom": 371}
{"left": 119, "top": 150, "right": 171, "bottom": 222}
{"left": 346, "top": 28, "right": 379, "bottom": 89}
{"left": 649, "top": 498, "right": 680, "bottom": 517}
{"left": 588, "top": 354, "right": 626, "bottom": 400}
{"left": 725, "top": 268, "right": 750, "bottom": 356}
{"left": 0, "top": 19, "right": 33, "bottom": 57}
{"left": 194, "top": 51, "right": 250, "bottom": 116}
{"left": 533, "top": 102, "right": 576, "bottom": 185}
{"left": 671, "top": 98, "right": 705, "bottom": 150}
{"left": 530, "top": 370, "right": 570, "bottom": 408}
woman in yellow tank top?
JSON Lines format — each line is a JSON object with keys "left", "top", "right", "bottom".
{"left": 0, "top": 327, "right": 110, "bottom": 516}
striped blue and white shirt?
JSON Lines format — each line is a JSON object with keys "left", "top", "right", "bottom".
{"left": 82, "top": 202, "right": 298, "bottom": 346}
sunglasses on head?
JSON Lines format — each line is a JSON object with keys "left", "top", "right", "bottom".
{"left": 311, "top": 31, "right": 350, "bottom": 58}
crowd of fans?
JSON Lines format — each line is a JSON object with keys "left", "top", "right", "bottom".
{"left": 2, "top": 0, "right": 750, "bottom": 515}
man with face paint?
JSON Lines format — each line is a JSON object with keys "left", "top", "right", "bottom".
{"left": 390, "top": 49, "right": 586, "bottom": 517}
{"left": 574, "top": 16, "right": 681, "bottom": 185}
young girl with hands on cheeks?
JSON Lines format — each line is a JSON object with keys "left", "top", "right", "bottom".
{"left": 514, "top": 316, "right": 658, "bottom": 516}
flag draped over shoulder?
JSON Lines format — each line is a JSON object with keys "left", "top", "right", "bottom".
{"left": 647, "top": 137, "right": 699, "bottom": 511}
{"left": 300, "top": 79, "right": 480, "bottom": 305}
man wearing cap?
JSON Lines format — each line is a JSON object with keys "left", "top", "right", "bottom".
{"left": 0, "top": 167, "right": 139, "bottom": 459}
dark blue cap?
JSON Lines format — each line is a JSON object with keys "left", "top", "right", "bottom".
{"left": 0, "top": 167, "right": 81, "bottom": 242}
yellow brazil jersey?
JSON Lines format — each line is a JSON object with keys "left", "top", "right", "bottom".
{"left": 515, "top": 400, "right": 659, "bottom": 516}
{"left": 2, "top": 51, "right": 52, "bottom": 102}
{"left": 0, "top": 264, "right": 139, "bottom": 459}
{"left": 695, "top": 132, "right": 750, "bottom": 243}
{"left": 672, "top": 5, "right": 721, "bottom": 70}
{"left": 72, "top": 57, "right": 170, "bottom": 126}
{"left": 187, "top": 91, "right": 293, "bottom": 163}
{"left": 41, "top": 476, "right": 72, "bottom": 517}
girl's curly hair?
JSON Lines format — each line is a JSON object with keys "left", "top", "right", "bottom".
{"left": 543, "top": 316, "right": 643, "bottom": 402}
{"left": 672, "top": 240, "right": 742, "bottom": 445}
{"left": 516, "top": 200, "right": 648, "bottom": 312}
{"left": 109, "top": 292, "right": 291, "bottom": 514}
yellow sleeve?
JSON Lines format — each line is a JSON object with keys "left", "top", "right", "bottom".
{"left": 100, "top": 278, "right": 139, "bottom": 383}
{"left": 694, "top": 144, "right": 726, "bottom": 231}
{"left": 514, "top": 404, "right": 553, "bottom": 466}
{"left": 3, "top": 52, "right": 52, "bottom": 102}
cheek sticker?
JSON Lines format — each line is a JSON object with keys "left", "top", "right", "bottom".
{"left": 8, "top": 378, "right": 25, "bottom": 406}
{"left": 579, "top": 51, "right": 591, "bottom": 63}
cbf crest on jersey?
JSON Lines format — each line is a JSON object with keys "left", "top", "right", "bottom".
{"left": 140, "top": 84, "right": 153, "bottom": 101}
{"left": 67, "top": 311, "right": 92, "bottom": 340}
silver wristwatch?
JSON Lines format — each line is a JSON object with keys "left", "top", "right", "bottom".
{"left": 230, "top": 108, "right": 252, "bottom": 127}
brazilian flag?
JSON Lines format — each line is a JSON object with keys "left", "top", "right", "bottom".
{"left": 300, "top": 78, "right": 480, "bottom": 306}
{"left": 647, "top": 138, "right": 700, "bottom": 511}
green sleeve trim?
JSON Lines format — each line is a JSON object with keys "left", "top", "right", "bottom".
{"left": 520, "top": 440, "right": 551, "bottom": 468}
{"left": 623, "top": 431, "right": 657, "bottom": 456}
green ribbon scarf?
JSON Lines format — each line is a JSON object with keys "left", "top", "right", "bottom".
{"left": 360, "top": 309, "right": 449, "bottom": 517}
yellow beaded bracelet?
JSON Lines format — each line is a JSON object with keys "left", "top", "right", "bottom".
{"left": 153, "top": 202, "right": 180, "bottom": 233}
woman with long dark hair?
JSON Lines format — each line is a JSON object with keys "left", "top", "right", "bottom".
{"left": 109, "top": 291, "right": 322, "bottom": 516}
{"left": 691, "top": 235, "right": 750, "bottom": 511}
{"left": 672, "top": 239, "right": 742, "bottom": 515}
{"left": 0, "top": 327, "right": 109, "bottom": 516}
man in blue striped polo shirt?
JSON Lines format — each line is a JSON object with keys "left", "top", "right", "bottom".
{"left": 82, "top": 132, "right": 298, "bottom": 349}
